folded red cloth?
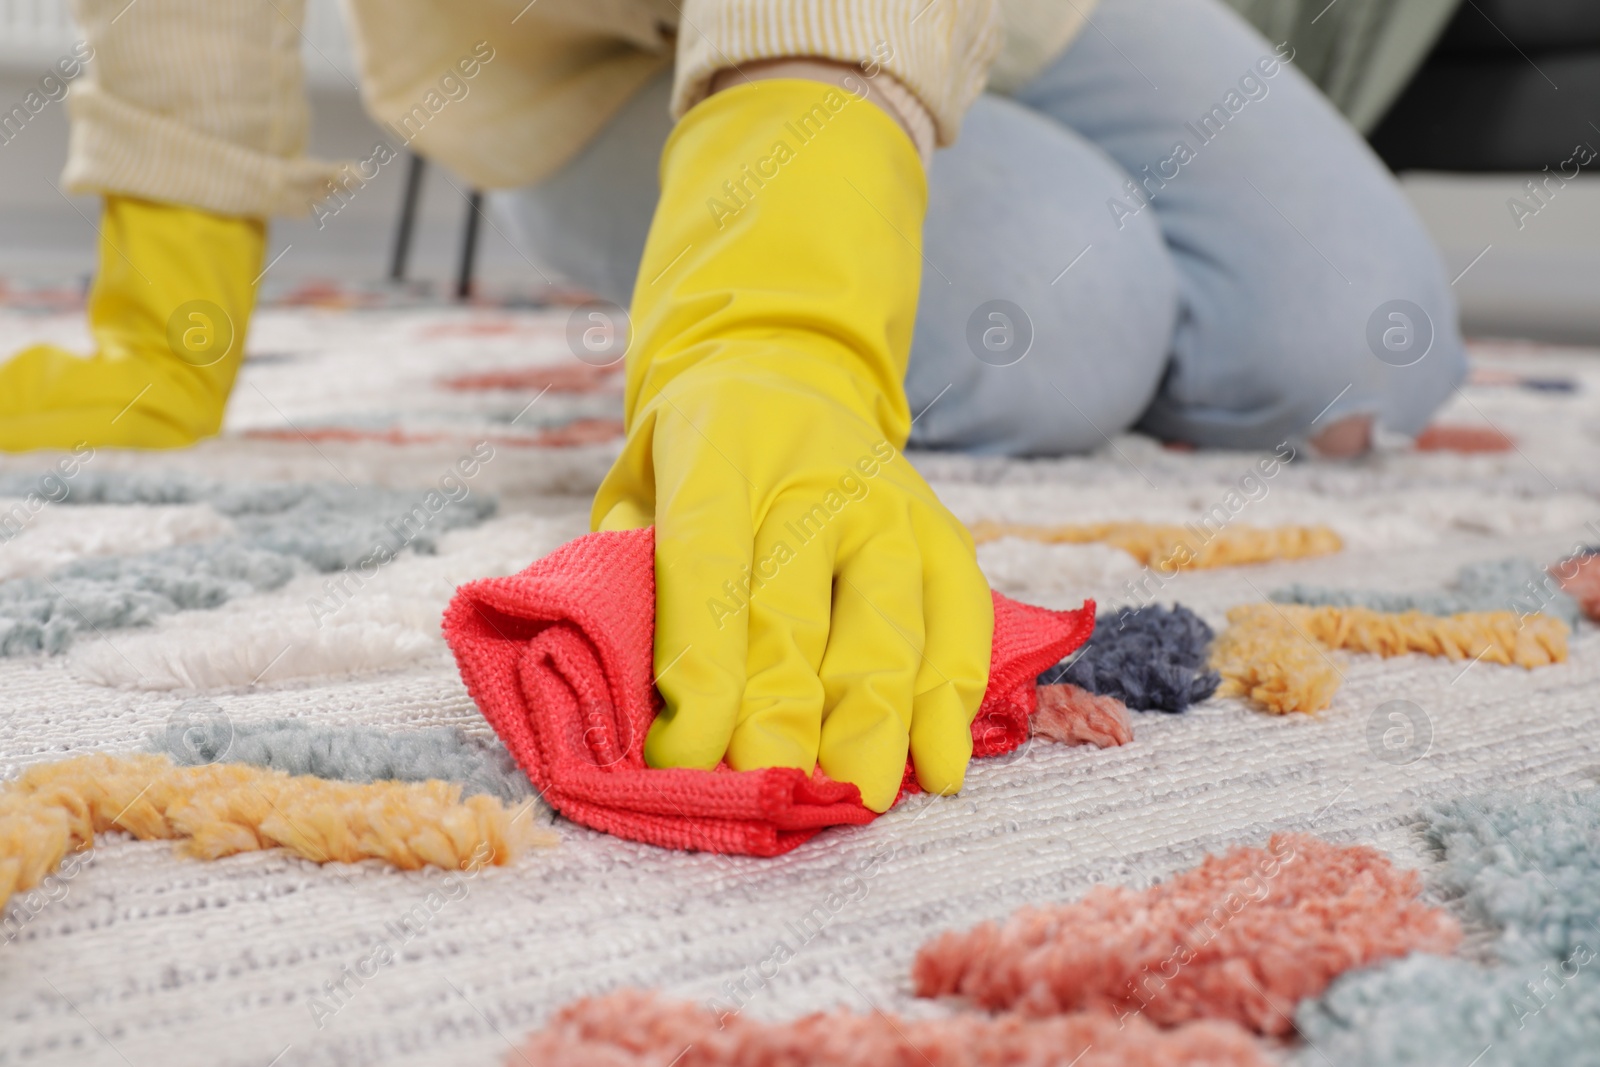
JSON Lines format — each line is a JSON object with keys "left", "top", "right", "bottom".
{"left": 444, "top": 528, "right": 1095, "bottom": 855}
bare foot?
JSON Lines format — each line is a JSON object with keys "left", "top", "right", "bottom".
{"left": 1309, "top": 414, "right": 1373, "bottom": 459}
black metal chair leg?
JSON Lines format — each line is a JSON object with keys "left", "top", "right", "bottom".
{"left": 455, "top": 189, "right": 483, "bottom": 301}
{"left": 389, "top": 152, "right": 426, "bottom": 282}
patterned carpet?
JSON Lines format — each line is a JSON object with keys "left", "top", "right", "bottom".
{"left": 2, "top": 302, "right": 1599, "bottom": 1067}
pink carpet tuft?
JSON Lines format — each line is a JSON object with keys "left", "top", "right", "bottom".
{"left": 510, "top": 989, "right": 1273, "bottom": 1066}
{"left": 1556, "top": 553, "right": 1600, "bottom": 622}
{"left": 1031, "top": 683, "right": 1134, "bottom": 748}
{"left": 912, "top": 833, "right": 1460, "bottom": 1035}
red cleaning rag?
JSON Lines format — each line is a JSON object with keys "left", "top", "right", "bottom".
{"left": 444, "top": 528, "right": 1095, "bottom": 855}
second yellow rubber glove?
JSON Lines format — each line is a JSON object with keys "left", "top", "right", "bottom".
{"left": 592, "top": 79, "right": 995, "bottom": 812}
{"left": 0, "top": 195, "right": 263, "bottom": 452}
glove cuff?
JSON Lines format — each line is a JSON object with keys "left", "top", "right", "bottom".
{"left": 627, "top": 78, "right": 928, "bottom": 443}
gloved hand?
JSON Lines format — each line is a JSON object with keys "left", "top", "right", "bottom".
{"left": 0, "top": 195, "right": 263, "bottom": 451}
{"left": 592, "top": 79, "right": 994, "bottom": 812}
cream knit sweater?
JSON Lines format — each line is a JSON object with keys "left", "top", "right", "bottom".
{"left": 64, "top": 0, "right": 1093, "bottom": 218}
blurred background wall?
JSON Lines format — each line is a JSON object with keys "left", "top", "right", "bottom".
{"left": 1, "top": 0, "right": 1596, "bottom": 341}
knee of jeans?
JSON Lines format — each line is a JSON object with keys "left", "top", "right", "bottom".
{"left": 1367, "top": 259, "right": 1468, "bottom": 437}
{"left": 1329, "top": 243, "right": 1467, "bottom": 438}
{"left": 909, "top": 224, "right": 1178, "bottom": 456}
{"left": 909, "top": 112, "right": 1179, "bottom": 455}
{"left": 912, "top": 269, "right": 1178, "bottom": 457}
{"left": 999, "top": 314, "right": 1176, "bottom": 456}
{"left": 1174, "top": 228, "right": 1466, "bottom": 446}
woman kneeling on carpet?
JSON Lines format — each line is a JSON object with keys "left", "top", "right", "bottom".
{"left": 0, "top": 0, "right": 1465, "bottom": 812}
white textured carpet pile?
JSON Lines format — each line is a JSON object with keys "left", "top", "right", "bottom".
{"left": 2, "top": 305, "right": 1599, "bottom": 1067}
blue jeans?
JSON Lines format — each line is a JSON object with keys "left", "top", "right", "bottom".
{"left": 493, "top": 0, "right": 1465, "bottom": 455}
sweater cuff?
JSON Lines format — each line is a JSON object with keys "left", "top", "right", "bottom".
{"left": 859, "top": 71, "right": 938, "bottom": 163}
{"left": 672, "top": 0, "right": 1001, "bottom": 155}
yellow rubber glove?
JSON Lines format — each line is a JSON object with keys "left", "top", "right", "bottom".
{"left": 592, "top": 79, "right": 995, "bottom": 813}
{"left": 0, "top": 195, "right": 263, "bottom": 451}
